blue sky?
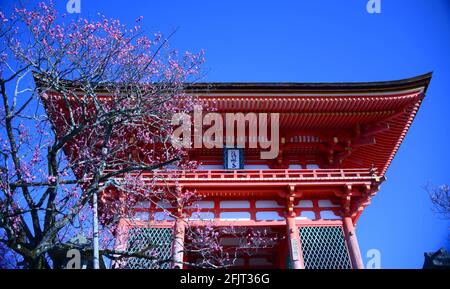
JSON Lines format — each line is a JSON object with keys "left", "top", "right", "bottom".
{"left": 4, "top": 0, "right": 450, "bottom": 268}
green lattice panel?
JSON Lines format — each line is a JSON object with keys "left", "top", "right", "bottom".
{"left": 299, "top": 226, "right": 351, "bottom": 269}
{"left": 125, "top": 227, "right": 173, "bottom": 269}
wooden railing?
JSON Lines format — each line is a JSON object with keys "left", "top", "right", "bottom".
{"left": 142, "top": 168, "right": 377, "bottom": 182}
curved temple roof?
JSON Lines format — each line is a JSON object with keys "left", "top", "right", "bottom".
{"left": 184, "top": 72, "right": 432, "bottom": 94}
{"left": 36, "top": 72, "right": 432, "bottom": 176}
{"left": 186, "top": 73, "right": 432, "bottom": 175}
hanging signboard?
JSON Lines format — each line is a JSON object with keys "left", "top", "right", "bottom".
{"left": 224, "top": 148, "right": 244, "bottom": 169}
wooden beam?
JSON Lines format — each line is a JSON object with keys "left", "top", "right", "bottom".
{"left": 361, "top": 122, "right": 390, "bottom": 136}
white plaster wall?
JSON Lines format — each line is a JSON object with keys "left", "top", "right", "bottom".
{"left": 295, "top": 211, "right": 316, "bottom": 220}
{"left": 189, "top": 212, "right": 215, "bottom": 220}
{"left": 320, "top": 210, "right": 341, "bottom": 220}
{"left": 220, "top": 200, "right": 250, "bottom": 208}
{"left": 255, "top": 200, "right": 284, "bottom": 208}
{"left": 219, "top": 212, "right": 251, "bottom": 220}
{"left": 154, "top": 212, "right": 175, "bottom": 221}
{"left": 187, "top": 201, "right": 215, "bottom": 209}
{"left": 256, "top": 211, "right": 285, "bottom": 221}
{"left": 133, "top": 212, "right": 149, "bottom": 221}
{"left": 318, "top": 200, "right": 339, "bottom": 207}
{"left": 296, "top": 200, "right": 314, "bottom": 208}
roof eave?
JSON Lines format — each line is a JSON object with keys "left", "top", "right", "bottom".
{"left": 184, "top": 72, "right": 433, "bottom": 94}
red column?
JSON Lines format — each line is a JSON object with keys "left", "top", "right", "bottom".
{"left": 172, "top": 218, "right": 185, "bottom": 269}
{"left": 111, "top": 218, "right": 129, "bottom": 269}
{"left": 343, "top": 216, "right": 364, "bottom": 269}
{"left": 286, "top": 217, "right": 304, "bottom": 269}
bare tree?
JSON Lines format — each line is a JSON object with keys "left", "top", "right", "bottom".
{"left": 0, "top": 1, "right": 203, "bottom": 268}
{"left": 427, "top": 184, "right": 450, "bottom": 220}
{"left": 0, "top": 1, "right": 275, "bottom": 269}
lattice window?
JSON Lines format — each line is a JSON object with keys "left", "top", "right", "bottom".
{"left": 125, "top": 227, "right": 173, "bottom": 269}
{"left": 299, "top": 226, "right": 351, "bottom": 269}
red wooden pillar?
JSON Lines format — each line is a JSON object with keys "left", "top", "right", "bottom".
{"left": 112, "top": 218, "right": 130, "bottom": 269}
{"left": 286, "top": 217, "right": 304, "bottom": 269}
{"left": 172, "top": 218, "right": 185, "bottom": 269}
{"left": 343, "top": 216, "right": 364, "bottom": 269}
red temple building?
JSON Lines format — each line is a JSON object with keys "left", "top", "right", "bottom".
{"left": 40, "top": 73, "right": 431, "bottom": 269}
